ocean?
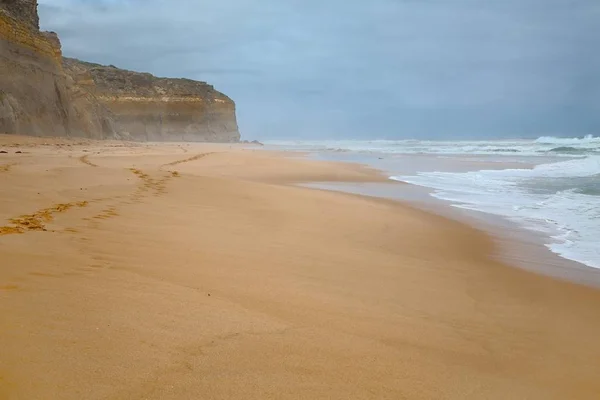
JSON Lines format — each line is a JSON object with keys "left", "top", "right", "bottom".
{"left": 265, "top": 136, "right": 600, "bottom": 270}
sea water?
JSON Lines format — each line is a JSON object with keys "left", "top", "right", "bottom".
{"left": 265, "top": 136, "right": 600, "bottom": 269}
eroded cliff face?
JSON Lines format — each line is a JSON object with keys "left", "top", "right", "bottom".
{"left": 64, "top": 58, "right": 240, "bottom": 142}
{"left": 0, "top": 0, "right": 240, "bottom": 142}
{"left": 0, "top": 0, "right": 119, "bottom": 138}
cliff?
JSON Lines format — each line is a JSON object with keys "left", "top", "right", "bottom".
{"left": 63, "top": 58, "right": 240, "bottom": 142}
{"left": 0, "top": 0, "right": 119, "bottom": 138}
{"left": 0, "top": 0, "right": 240, "bottom": 142}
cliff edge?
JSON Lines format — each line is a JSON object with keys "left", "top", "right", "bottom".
{"left": 63, "top": 58, "right": 240, "bottom": 142}
{"left": 0, "top": 0, "right": 240, "bottom": 142}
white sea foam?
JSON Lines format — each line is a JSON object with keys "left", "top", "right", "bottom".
{"left": 269, "top": 136, "right": 600, "bottom": 269}
{"left": 535, "top": 134, "right": 600, "bottom": 145}
{"left": 266, "top": 135, "right": 600, "bottom": 157}
{"left": 394, "top": 155, "right": 600, "bottom": 269}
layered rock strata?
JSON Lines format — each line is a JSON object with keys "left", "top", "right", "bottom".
{"left": 0, "top": 0, "right": 239, "bottom": 142}
{"left": 63, "top": 58, "right": 240, "bottom": 142}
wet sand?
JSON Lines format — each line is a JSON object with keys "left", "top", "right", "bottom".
{"left": 300, "top": 151, "right": 600, "bottom": 286}
{"left": 306, "top": 180, "right": 600, "bottom": 287}
{"left": 2, "top": 135, "right": 600, "bottom": 399}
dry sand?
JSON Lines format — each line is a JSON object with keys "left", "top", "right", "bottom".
{"left": 1, "top": 135, "right": 600, "bottom": 399}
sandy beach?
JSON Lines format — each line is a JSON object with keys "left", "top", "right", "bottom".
{"left": 1, "top": 135, "right": 600, "bottom": 399}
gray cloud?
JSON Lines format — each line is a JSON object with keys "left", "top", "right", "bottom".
{"left": 39, "top": 0, "right": 600, "bottom": 139}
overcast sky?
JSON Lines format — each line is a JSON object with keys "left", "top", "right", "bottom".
{"left": 39, "top": 0, "right": 599, "bottom": 140}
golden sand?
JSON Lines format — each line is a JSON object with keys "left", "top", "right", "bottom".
{"left": 1, "top": 135, "right": 600, "bottom": 399}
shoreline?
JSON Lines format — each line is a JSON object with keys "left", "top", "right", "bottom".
{"left": 2, "top": 136, "right": 600, "bottom": 399}
{"left": 304, "top": 180, "right": 600, "bottom": 288}
{"left": 287, "top": 148, "right": 600, "bottom": 287}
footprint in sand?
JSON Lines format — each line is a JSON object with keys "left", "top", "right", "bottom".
{"left": 163, "top": 152, "right": 214, "bottom": 168}
{"left": 0, "top": 201, "right": 89, "bottom": 236}
{"left": 0, "top": 163, "right": 16, "bottom": 173}
{"left": 78, "top": 154, "right": 98, "bottom": 167}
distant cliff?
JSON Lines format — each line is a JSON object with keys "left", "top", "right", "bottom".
{"left": 0, "top": 0, "right": 240, "bottom": 142}
{"left": 63, "top": 58, "right": 240, "bottom": 142}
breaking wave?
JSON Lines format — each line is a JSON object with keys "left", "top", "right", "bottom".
{"left": 266, "top": 135, "right": 600, "bottom": 157}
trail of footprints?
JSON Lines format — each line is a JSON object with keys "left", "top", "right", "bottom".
{"left": 78, "top": 154, "right": 98, "bottom": 167}
{"left": 163, "top": 152, "right": 213, "bottom": 167}
{"left": 82, "top": 168, "right": 176, "bottom": 228}
{"left": 0, "top": 153, "right": 213, "bottom": 289}
{"left": 88, "top": 153, "right": 214, "bottom": 223}
{"left": 0, "top": 201, "right": 89, "bottom": 235}
{"left": 0, "top": 162, "right": 18, "bottom": 173}
{"left": 0, "top": 153, "right": 211, "bottom": 236}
